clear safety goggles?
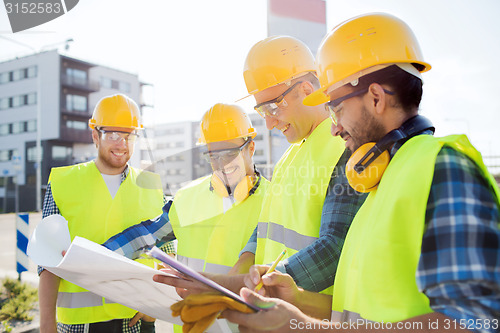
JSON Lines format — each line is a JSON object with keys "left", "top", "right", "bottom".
{"left": 203, "top": 139, "right": 251, "bottom": 165}
{"left": 325, "top": 88, "right": 394, "bottom": 125}
{"left": 253, "top": 81, "right": 302, "bottom": 118}
{"left": 97, "top": 129, "right": 139, "bottom": 144}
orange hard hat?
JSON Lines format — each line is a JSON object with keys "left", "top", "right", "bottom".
{"left": 199, "top": 103, "right": 256, "bottom": 144}
{"left": 89, "top": 94, "right": 143, "bottom": 130}
{"left": 304, "top": 13, "right": 431, "bottom": 106}
{"left": 243, "top": 35, "right": 315, "bottom": 95}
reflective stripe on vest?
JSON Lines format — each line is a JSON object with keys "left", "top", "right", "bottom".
{"left": 57, "top": 292, "right": 116, "bottom": 308}
{"left": 177, "top": 255, "right": 233, "bottom": 275}
{"left": 256, "top": 119, "right": 345, "bottom": 295}
{"left": 256, "top": 222, "right": 317, "bottom": 251}
{"left": 331, "top": 310, "right": 374, "bottom": 323}
{"left": 171, "top": 175, "right": 269, "bottom": 274}
{"left": 50, "top": 161, "right": 163, "bottom": 324}
{"left": 332, "top": 134, "right": 500, "bottom": 323}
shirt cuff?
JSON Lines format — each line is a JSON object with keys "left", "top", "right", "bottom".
{"left": 275, "top": 262, "right": 287, "bottom": 274}
{"left": 238, "top": 241, "right": 257, "bottom": 257}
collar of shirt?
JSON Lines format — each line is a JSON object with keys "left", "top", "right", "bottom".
{"left": 390, "top": 129, "right": 434, "bottom": 158}
{"left": 120, "top": 164, "right": 130, "bottom": 184}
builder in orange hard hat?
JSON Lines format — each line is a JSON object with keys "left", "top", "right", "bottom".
{"left": 168, "top": 103, "right": 270, "bottom": 280}
{"left": 224, "top": 13, "right": 500, "bottom": 332}
{"left": 102, "top": 102, "right": 269, "bottom": 271}
{"left": 100, "top": 103, "right": 270, "bottom": 312}
{"left": 38, "top": 94, "right": 164, "bottom": 332}
{"left": 236, "top": 35, "right": 367, "bottom": 295}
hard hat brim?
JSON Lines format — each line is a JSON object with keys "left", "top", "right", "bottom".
{"left": 303, "top": 89, "right": 331, "bottom": 106}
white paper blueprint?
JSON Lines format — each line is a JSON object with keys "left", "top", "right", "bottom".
{"left": 27, "top": 215, "right": 232, "bottom": 331}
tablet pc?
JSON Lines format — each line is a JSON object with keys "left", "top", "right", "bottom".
{"left": 148, "top": 246, "right": 260, "bottom": 312}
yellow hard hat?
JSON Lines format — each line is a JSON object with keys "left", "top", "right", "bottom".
{"left": 199, "top": 103, "right": 257, "bottom": 144}
{"left": 304, "top": 13, "right": 432, "bottom": 106}
{"left": 243, "top": 35, "right": 315, "bottom": 95}
{"left": 88, "top": 94, "right": 143, "bottom": 130}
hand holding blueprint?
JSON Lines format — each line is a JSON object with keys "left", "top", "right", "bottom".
{"left": 27, "top": 214, "right": 184, "bottom": 324}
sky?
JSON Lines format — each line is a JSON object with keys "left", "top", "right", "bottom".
{"left": 1, "top": 0, "right": 499, "bottom": 166}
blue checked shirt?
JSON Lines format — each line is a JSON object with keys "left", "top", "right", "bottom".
{"left": 383, "top": 131, "right": 500, "bottom": 332}
{"left": 416, "top": 145, "right": 500, "bottom": 332}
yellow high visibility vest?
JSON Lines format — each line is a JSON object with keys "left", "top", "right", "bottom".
{"left": 255, "top": 119, "right": 345, "bottom": 295}
{"left": 50, "top": 161, "right": 163, "bottom": 324}
{"left": 332, "top": 135, "right": 500, "bottom": 322}
{"left": 170, "top": 175, "right": 269, "bottom": 274}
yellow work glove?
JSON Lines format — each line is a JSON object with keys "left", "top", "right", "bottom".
{"left": 171, "top": 292, "right": 254, "bottom": 333}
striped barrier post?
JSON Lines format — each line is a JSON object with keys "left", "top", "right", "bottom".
{"left": 16, "top": 213, "right": 29, "bottom": 280}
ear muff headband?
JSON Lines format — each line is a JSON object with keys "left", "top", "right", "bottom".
{"left": 210, "top": 170, "right": 262, "bottom": 202}
{"left": 346, "top": 115, "right": 434, "bottom": 193}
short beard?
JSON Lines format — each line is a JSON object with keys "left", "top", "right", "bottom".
{"left": 349, "top": 106, "right": 386, "bottom": 152}
{"left": 98, "top": 149, "right": 128, "bottom": 170}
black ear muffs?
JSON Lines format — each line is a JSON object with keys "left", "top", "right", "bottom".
{"left": 210, "top": 170, "right": 261, "bottom": 202}
{"left": 346, "top": 115, "right": 434, "bottom": 193}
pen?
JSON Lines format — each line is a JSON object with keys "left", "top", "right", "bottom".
{"left": 254, "top": 249, "right": 287, "bottom": 292}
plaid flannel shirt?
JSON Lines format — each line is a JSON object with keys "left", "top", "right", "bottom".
{"left": 416, "top": 145, "right": 500, "bottom": 332}
{"left": 39, "top": 165, "right": 172, "bottom": 333}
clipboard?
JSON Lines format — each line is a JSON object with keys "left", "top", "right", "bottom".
{"left": 148, "top": 246, "right": 260, "bottom": 312}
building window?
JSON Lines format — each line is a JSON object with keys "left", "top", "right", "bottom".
{"left": 167, "top": 169, "right": 184, "bottom": 176}
{"left": 255, "top": 149, "right": 264, "bottom": 156}
{"left": 52, "top": 146, "right": 72, "bottom": 160}
{"left": 0, "top": 150, "right": 8, "bottom": 162}
{"left": 0, "top": 93, "right": 36, "bottom": 110}
{"left": 66, "top": 120, "right": 87, "bottom": 130}
{"left": 0, "top": 149, "right": 18, "bottom": 162}
{"left": 100, "top": 77, "right": 112, "bottom": 89}
{"left": 166, "top": 155, "right": 185, "bottom": 162}
{"left": 27, "top": 66, "right": 37, "bottom": 78}
{"left": 0, "top": 97, "right": 8, "bottom": 110}
{"left": 27, "top": 120, "right": 36, "bottom": 132}
{"left": 119, "top": 81, "right": 131, "bottom": 93}
{"left": 0, "top": 123, "right": 9, "bottom": 136}
{"left": 11, "top": 122, "right": 22, "bottom": 134}
{"left": 157, "top": 141, "right": 185, "bottom": 149}
{"left": 0, "top": 66, "right": 36, "bottom": 84}
{"left": 27, "top": 146, "right": 43, "bottom": 162}
{"left": 66, "top": 68, "right": 87, "bottom": 86}
{"left": 156, "top": 128, "right": 184, "bottom": 136}
{"left": 111, "top": 80, "right": 119, "bottom": 89}
{"left": 66, "top": 94, "right": 88, "bottom": 112}
{"left": 12, "top": 95, "right": 22, "bottom": 107}
{"left": 254, "top": 134, "right": 263, "bottom": 141}
{"left": 0, "top": 72, "right": 8, "bottom": 84}
{"left": 27, "top": 93, "right": 37, "bottom": 105}
{"left": 12, "top": 69, "right": 22, "bottom": 81}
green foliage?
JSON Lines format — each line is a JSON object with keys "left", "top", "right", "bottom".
{"left": 1, "top": 319, "right": 12, "bottom": 332}
{"left": 0, "top": 277, "right": 38, "bottom": 324}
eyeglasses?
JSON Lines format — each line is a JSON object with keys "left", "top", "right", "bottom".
{"left": 254, "top": 81, "right": 302, "bottom": 118}
{"left": 326, "top": 88, "right": 394, "bottom": 125}
{"left": 203, "top": 139, "right": 251, "bottom": 165}
{"left": 97, "top": 129, "right": 139, "bottom": 144}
